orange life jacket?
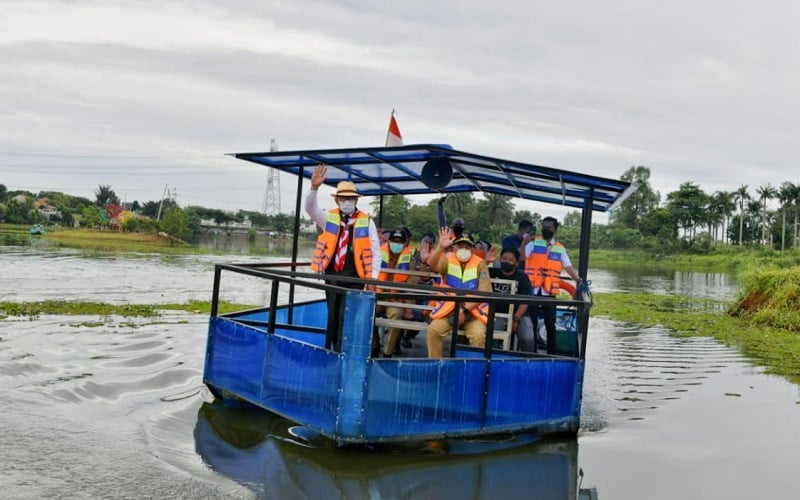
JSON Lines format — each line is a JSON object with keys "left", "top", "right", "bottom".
{"left": 524, "top": 238, "right": 564, "bottom": 295}
{"left": 378, "top": 244, "right": 413, "bottom": 282}
{"left": 310, "top": 209, "right": 374, "bottom": 279}
{"left": 429, "top": 253, "right": 489, "bottom": 324}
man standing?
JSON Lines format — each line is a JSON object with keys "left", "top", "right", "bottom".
{"left": 305, "top": 164, "right": 381, "bottom": 350}
{"left": 487, "top": 247, "right": 535, "bottom": 352}
{"left": 521, "top": 216, "right": 581, "bottom": 354}
{"left": 501, "top": 220, "right": 534, "bottom": 253}
{"left": 426, "top": 228, "right": 491, "bottom": 358}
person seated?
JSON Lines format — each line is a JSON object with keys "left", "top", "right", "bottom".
{"left": 486, "top": 247, "right": 535, "bottom": 351}
{"left": 425, "top": 228, "right": 491, "bottom": 359}
{"left": 374, "top": 228, "right": 416, "bottom": 357}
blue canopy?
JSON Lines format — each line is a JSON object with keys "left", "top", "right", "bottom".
{"left": 234, "top": 144, "right": 632, "bottom": 212}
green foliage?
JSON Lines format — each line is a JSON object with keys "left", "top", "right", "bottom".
{"left": 731, "top": 265, "right": 800, "bottom": 332}
{"left": 158, "top": 207, "right": 192, "bottom": 242}
{"left": 0, "top": 299, "right": 258, "bottom": 318}
{"left": 94, "top": 185, "right": 120, "bottom": 206}
{"left": 121, "top": 216, "right": 157, "bottom": 233}
{"left": 609, "top": 166, "right": 660, "bottom": 229}
{"left": 81, "top": 205, "right": 102, "bottom": 228}
{"left": 369, "top": 195, "right": 411, "bottom": 231}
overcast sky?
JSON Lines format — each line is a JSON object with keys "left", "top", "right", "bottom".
{"left": 2, "top": 0, "right": 799, "bottom": 222}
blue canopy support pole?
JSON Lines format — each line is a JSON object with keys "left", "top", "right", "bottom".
{"left": 377, "top": 195, "right": 384, "bottom": 230}
{"left": 336, "top": 290, "right": 376, "bottom": 441}
{"left": 578, "top": 189, "right": 593, "bottom": 280}
{"left": 288, "top": 164, "right": 306, "bottom": 324}
{"left": 577, "top": 192, "right": 594, "bottom": 360}
{"left": 267, "top": 279, "right": 279, "bottom": 334}
{"left": 210, "top": 265, "right": 222, "bottom": 318}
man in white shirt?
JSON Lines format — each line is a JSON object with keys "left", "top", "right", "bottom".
{"left": 305, "top": 165, "right": 381, "bottom": 350}
{"left": 520, "top": 216, "right": 582, "bottom": 354}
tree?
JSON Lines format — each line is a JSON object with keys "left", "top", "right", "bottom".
{"left": 708, "top": 191, "right": 734, "bottom": 243}
{"left": 733, "top": 185, "right": 749, "bottom": 245}
{"left": 756, "top": 184, "right": 777, "bottom": 246}
{"left": 609, "top": 166, "right": 660, "bottom": 229}
{"left": 0, "top": 183, "right": 7, "bottom": 203}
{"left": 777, "top": 182, "right": 796, "bottom": 252}
{"left": 81, "top": 205, "right": 102, "bottom": 228}
{"left": 665, "top": 182, "right": 709, "bottom": 244}
{"left": 513, "top": 210, "right": 541, "bottom": 230}
{"left": 470, "top": 194, "right": 514, "bottom": 243}
{"left": 158, "top": 207, "right": 192, "bottom": 242}
{"left": 563, "top": 211, "right": 582, "bottom": 228}
{"left": 95, "top": 185, "right": 120, "bottom": 206}
{"left": 369, "top": 195, "right": 411, "bottom": 231}
{"left": 746, "top": 200, "right": 762, "bottom": 243}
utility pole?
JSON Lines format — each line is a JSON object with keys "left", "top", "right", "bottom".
{"left": 156, "top": 184, "right": 169, "bottom": 221}
{"left": 261, "top": 139, "right": 281, "bottom": 215}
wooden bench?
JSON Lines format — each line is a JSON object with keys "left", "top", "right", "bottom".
{"left": 373, "top": 268, "right": 518, "bottom": 351}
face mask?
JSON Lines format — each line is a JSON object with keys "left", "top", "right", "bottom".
{"left": 338, "top": 200, "right": 356, "bottom": 216}
{"left": 389, "top": 242, "right": 404, "bottom": 254}
{"left": 456, "top": 248, "right": 472, "bottom": 263}
{"left": 541, "top": 229, "right": 554, "bottom": 240}
{"left": 500, "top": 262, "right": 515, "bottom": 273}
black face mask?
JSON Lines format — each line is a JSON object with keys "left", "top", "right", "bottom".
{"left": 500, "top": 262, "right": 515, "bottom": 273}
{"left": 541, "top": 229, "right": 554, "bottom": 240}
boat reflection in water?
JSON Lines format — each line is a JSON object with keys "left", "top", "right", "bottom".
{"left": 194, "top": 401, "right": 598, "bottom": 499}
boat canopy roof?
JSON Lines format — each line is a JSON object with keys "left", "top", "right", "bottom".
{"left": 234, "top": 144, "right": 632, "bottom": 212}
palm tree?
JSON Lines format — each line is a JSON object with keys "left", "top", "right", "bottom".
{"left": 94, "top": 185, "right": 120, "bottom": 207}
{"left": 756, "top": 184, "right": 777, "bottom": 246}
{"left": 733, "top": 185, "right": 749, "bottom": 245}
{"left": 792, "top": 182, "right": 800, "bottom": 249}
{"left": 778, "top": 182, "right": 796, "bottom": 253}
{"left": 709, "top": 191, "right": 734, "bottom": 243}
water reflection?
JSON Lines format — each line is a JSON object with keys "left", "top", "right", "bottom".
{"left": 194, "top": 401, "right": 598, "bottom": 499}
{"left": 191, "top": 232, "right": 315, "bottom": 257}
{"left": 587, "top": 266, "right": 737, "bottom": 300}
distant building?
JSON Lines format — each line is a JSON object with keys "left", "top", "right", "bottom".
{"left": 34, "top": 197, "right": 63, "bottom": 222}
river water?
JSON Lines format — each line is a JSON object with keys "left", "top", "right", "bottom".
{"left": 1, "top": 247, "right": 798, "bottom": 499}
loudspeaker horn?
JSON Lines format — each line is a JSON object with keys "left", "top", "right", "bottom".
{"left": 420, "top": 157, "right": 453, "bottom": 190}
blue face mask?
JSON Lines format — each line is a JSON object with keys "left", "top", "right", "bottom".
{"left": 389, "top": 242, "right": 404, "bottom": 254}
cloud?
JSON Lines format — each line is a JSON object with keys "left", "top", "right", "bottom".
{"left": 1, "top": 0, "right": 799, "bottom": 217}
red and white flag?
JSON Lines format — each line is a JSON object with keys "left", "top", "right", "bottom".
{"left": 385, "top": 110, "right": 403, "bottom": 146}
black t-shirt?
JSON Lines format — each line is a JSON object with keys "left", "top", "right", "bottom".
{"left": 489, "top": 267, "right": 532, "bottom": 314}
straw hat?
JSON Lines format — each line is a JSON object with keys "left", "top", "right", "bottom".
{"left": 332, "top": 181, "right": 359, "bottom": 197}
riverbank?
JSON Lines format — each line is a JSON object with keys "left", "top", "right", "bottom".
{"left": 589, "top": 247, "right": 800, "bottom": 273}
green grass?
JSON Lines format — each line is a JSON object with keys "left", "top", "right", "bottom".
{"left": 589, "top": 247, "right": 800, "bottom": 273}
{"left": 0, "top": 299, "right": 260, "bottom": 319}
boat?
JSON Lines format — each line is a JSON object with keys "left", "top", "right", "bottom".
{"left": 202, "top": 144, "right": 632, "bottom": 445}
{"left": 30, "top": 223, "right": 45, "bottom": 235}
{"left": 194, "top": 400, "right": 599, "bottom": 499}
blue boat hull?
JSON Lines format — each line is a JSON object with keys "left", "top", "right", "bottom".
{"left": 204, "top": 290, "right": 584, "bottom": 444}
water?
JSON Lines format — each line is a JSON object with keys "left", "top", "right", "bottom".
{"left": 1, "top": 248, "right": 798, "bottom": 499}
